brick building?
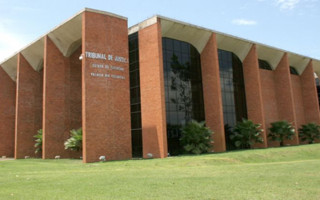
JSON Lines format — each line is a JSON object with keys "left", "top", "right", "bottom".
{"left": 0, "top": 8, "right": 319, "bottom": 163}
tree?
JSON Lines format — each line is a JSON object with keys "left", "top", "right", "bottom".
{"left": 170, "top": 54, "right": 192, "bottom": 121}
{"left": 180, "top": 120, "right": 213, "bottom": 154}
{"left": 268, "top": 121, "right": 295, "bottom": 146}
{"left": 34, "top": 129, "right": 43, "bottom": 154}
{"left": 64, "top": 128, "right": 82, "bottom": 151}
{"left": 230, "top": 119, "right": 263, "bottom": 149}
{"left": 299, "top": 123, "right": 320, "bottom": 144}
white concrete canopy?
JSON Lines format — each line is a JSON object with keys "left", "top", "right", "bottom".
{"left": 256, "top": 44, "right": 284, "bottom": 70}
{"left": 128, "top": 14, "right": 320, "bottom": 84}
{"left": 216, "top": 34, "right": 252, "bottom": 62}
{"left": 313, "top": 60, "right": 320, "bottom": 76}
{"left": 1, "top": 8, "right": 319, "bottom": 82}
{"left": 21, "top": 38, "right": 44, "bottom": 72}
{"left": 288, "top": 53, "right": 311, "bottom": 75}
{"left": 0, "top": 8, "right": 127, "bottom": 82}
{"left": 48, "top": 13, "right": 82, "bottom": 57}
{"left": 128, "top": 16, "right": 157, "bottom": 35}
{"left": 1, "top": 54, "right": 18, "bottom": 81}
{"left": 160, "top": 17, "right": 212, "bottom": 54}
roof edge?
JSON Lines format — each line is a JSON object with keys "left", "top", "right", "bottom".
{"left": 0, "top": 8, "right": 127, "bottom": 65}
{"left": 130, "top": 15, "right": 320, "bottom": 63}
{"left": 83, "top": 8, "right": 127, "bottom": 20}
{"left": 128, "top": 15, "right": 158, "bottom": 35}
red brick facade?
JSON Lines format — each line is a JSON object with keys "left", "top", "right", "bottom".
{"left": 138, "top": 21, "right": 168, "bottom": 158}
{"left": 243, "top": 45, "right": 267, "bottom": 148}
{"left": 274, "top": 53, "right": 299, "bottom": 145}
{"left": 300, "top": 61, "right": 320, "bottom": 124}
{"left": 291, "top": 74, "right": 305, "bottom": 137}
{"left": 0, "top": 9, "right": 319, "bottom": 162}
{"left": 43, "top": 36, "right": 82, "bottom": 159}
{"left": 82, "top": 11, "right": 131, "bottom": 163}
{"left": 260, "top": 69, "right": 280, "bottom": 147}
{"left": 0, "top": 67, "right": 16, "bottom": 157}
{"left": 201, "top": 33, "right": 225, "bottom": 152}
{"left": 15, "top": 54, "right": 43, "bottom": 158}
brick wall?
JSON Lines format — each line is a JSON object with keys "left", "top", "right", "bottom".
{"left": 200, "top": 33, "right": 225, "bottom": 152}
{"left": 82, "top": 11, "right": 131, "bottom": 163}
{"left": 300, "top": 61, "right": 320, "bottom": 124}
{"left": 138, "top": 21, "right": 168, "bottom": 158}
{"left": 274, "top": 53, "right": 299, "bottom": 145}
{"left": 243, "top": 45, "right": 267, "bottom": 148}
{"left": 0, "top": 67, "right": 16, "bottom": 157}
{"left": 259, "top": 69, "right": 279, "bottom": 146}
{"left": 15, "top": 54, "right": 43, "bottom": 158}
{"left": 43, "top": 36, "right": 82, "bottom": 159}
{"left": 291, "top": 75, "right": 305, "bottom": 132}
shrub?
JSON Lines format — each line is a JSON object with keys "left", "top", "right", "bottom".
{"left": 64, "top": 128, "right": 82, "bottom": 151}
{"left": 34, "top": 129, "right": 43, "bottom": 154}
{"left": 299, "top": 123, "right": 320, "bottom": 144}
{"left": 224, "top": 124, "right": 236, "bottom": 150}
{"left": 268, "top": 121, "right": 295, "bottom": 146}
{"left": 180, "top": 120, "right": 213, "bottom": 154}
{"left": 230, "top": 119, "right": 263, "bottom": 149}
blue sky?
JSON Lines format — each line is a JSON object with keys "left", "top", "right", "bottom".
{"left": 0, "top": 0, "right": 319, "bottom": 62}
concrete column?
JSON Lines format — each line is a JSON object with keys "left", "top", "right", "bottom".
{"left": 274, "top": 53, "right": 299, "bottom": 145}
{"left": 300, "top": 61, "right": 320, "bottom": 124}
{"left": 15, "top": 53, "right": 43, "bottom": 159}
{"left": 0, "top": 67, "right": 16, "bottom": 157}
{"left": 200, "top": 33, "right": 225, "bottom": 152}
{"left": 82, "top": 11, "right": 131, "bottom": 163}
{"left": 138, "top": 21, "right": 168, "bottom": 158}
{"left": 42, "top": 36, "right": 82, "bottom": 159}
{"left": 243, "top": 45, "right": 267, "bottom": 148}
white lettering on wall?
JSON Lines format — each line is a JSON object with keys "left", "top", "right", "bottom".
{"left": 90, "top": 73, "right": 104, "bottom": 77}
{"left": 114, "top": 56, "right": 128, "bottom": 63}
{"left": 87, "top": 51, "right": 128, "bottom": 80}
{"left": 85, "top": 51, "right": 106, "bottom": 60}
{"left": 86, "top": 51, "right": 127, "bottom": 63}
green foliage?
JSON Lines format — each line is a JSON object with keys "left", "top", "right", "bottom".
{"left": 224, "top": 124, "right": 236, "bottom": 150}
{"left": 64, "top": 128, "right": 82, "bottom": 151}
{"left": 299, "top": 123, "right": 320, "bottom": 144}
{"left": 230, "top": 119, "right": 264, "bottom": 149}
{"left": 180, "top": 120, "right": 213, "bottom": 154}
{"left": 268, "top": 121, "right": 295, "bottom": 146}
{"left": 34, "top": 129, "right": 43, "bottom": 154}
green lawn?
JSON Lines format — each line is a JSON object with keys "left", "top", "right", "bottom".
{"left": 1, "top": 144, "right": 320, "bottom": 200}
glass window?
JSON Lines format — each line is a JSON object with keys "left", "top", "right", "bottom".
{"left": 131, "top": 130, "right": 142, "bottom": 158}
{"left": 258, "top": 59, "right": 272, "bottom": 70}
{"left": 162, "top": 38, "right": 205, "bottom": 155}
{"left": 218, "top": 49, "right": 247, "bottom": 150}
{"left": 129, "top": 33, "right": 142, "bottom": 158}
{"left": 316, "top": 77, "right": 320, "bottom": 108}
{"left": 290, "top": 66, "right": 299, "bottom": 75}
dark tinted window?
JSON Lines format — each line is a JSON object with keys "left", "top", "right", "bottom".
{"left": 162, "top": 38, "right": 205, "bottom": 155}
{"left": 259, "top": 59, "right": 272, "bottom": 70}
{"left": 316, "top": 77, "right": 320, "bottom": 108}
{"left": 290, "top": 66, "right": 299, "bottom": 75}
{"left": 129, "top": 33, "right": 142, "bottom": 158}
{"left": 218, "top": 49, "right": 247, "bottom": 150}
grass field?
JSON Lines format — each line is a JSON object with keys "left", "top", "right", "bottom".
{"left": 1, "top": 144, "right": 320, "bottom": 200}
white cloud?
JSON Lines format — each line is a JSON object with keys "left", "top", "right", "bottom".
{"left": 0, "top": 20, "right": 26, "bottom": 62}
{"left": 275, "top": 0, "right": 300, "bottom": 10}
{"left": 232, "top": 19, "right": 257, "bottom": 26}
